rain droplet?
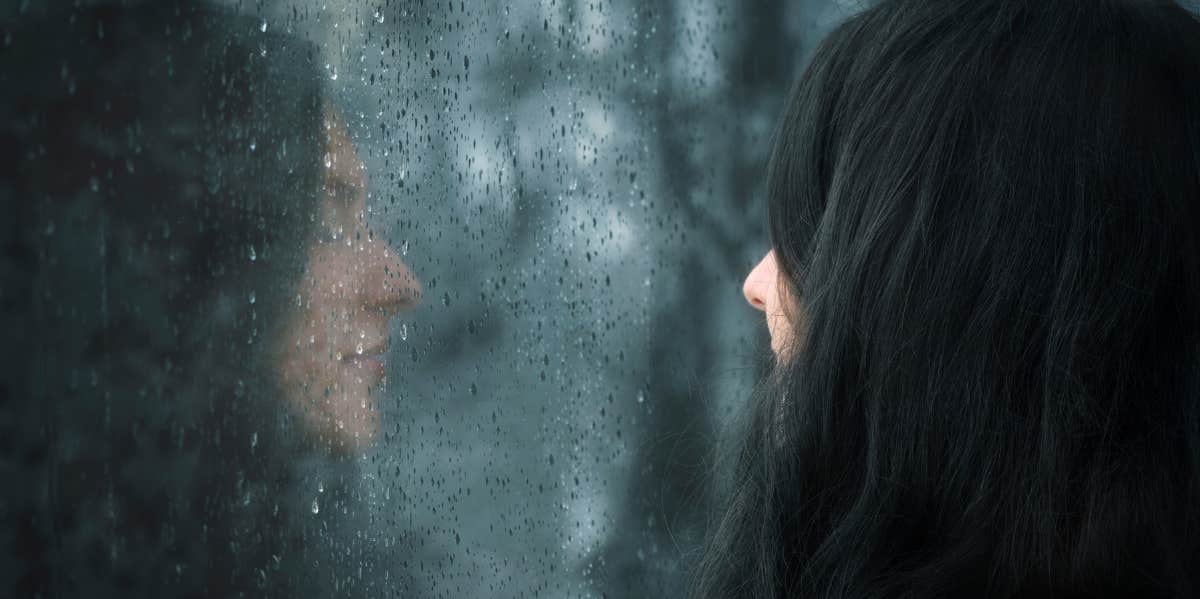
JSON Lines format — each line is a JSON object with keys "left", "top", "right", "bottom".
{"left": 374, "top": 9, "right": 385, "bottom": 23}
{"left": 311, "top": 497, "right": 319, "bottom": 514}
{"left": 324, "top": 153, "right": 332, "bottom": 168}
{"left": 248, "top": 291, "right": 256, "bottom": 304}
{"left": 248, "top": 245, "right": 257, "bottom": 261}
{"left": 399, "top": 323, "right": 408, "bottom": 341}
{"left": 250, "top": 432, "right": 258, "bottom": 449}
{"left": 637, "top": 390, "right": 645, "bottom": 403}
{"left": 249, "top": 139, "right": 256, "bottom": 151}
{"left": 259, "top": 19, "right": 268, "bottom": 33}
{"left": 356, "top": 343, "right": 364, "bottom": 355}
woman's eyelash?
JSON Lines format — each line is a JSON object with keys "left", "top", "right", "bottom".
{"left": 316, "top": 221, "right": 370, "bottom": 245}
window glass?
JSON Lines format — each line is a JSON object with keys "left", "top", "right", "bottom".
{"left": 1, "top": 1, "right": 856, "bottom": 597}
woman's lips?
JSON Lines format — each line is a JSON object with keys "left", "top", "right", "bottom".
{"left": 341, "top": 342, "right": 387, "bottom": 379}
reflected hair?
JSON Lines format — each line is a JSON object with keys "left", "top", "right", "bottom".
{"left": 0, "top": 3, "right": 330, "bottom": 596}
{"left": 696, "top": 0, "right": 1200, "bottom": 597}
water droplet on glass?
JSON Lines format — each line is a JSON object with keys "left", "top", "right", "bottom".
{"left": 311, "top": 497, "right": 319, "bottom": 514}
{"left": 249, "top": 139, "right": 256, "bottom": 151}
{"left": 374, "top": 9, "right": 385, "bottom": 23}
{"left": 324, "top": 153, "right": 332, "bottom": 168}
{"left": 637, "top": 390, "right": 645, "bottom": 403}
{"left": 89, "top": 176, "right": 99, "bottom": 192}
{"left": 399, "top": 323, "right": 408, "bottom": 341}
{"left": 250, "top": 432, "right": 258, "bottom": 449}
{"left": 259, "top": 19, "right": 268, "bottom": 33}
{"left": 318, "top": 481, "right": 325, "bottom": 493}
{"left": 248, "top": 291, "right": 256, "bottom": 304}
{"left": 356, "top": 343, "right": 364, "bottom": 355}
{"left": 248, "top": 245, "right": 257, "bottom": 261}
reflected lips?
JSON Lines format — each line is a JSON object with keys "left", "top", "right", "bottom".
{"left": 344, "top": 342, "right": 387, "bottom": 379}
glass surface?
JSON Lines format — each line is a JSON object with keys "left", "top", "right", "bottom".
{"left": 1, "top": 1, "right": 861, "bottom": 596}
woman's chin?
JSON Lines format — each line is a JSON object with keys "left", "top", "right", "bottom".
{"left": 322, "top": 397, "right": 381, "bottom": 457}
{"left": 291, "top": 380, "right": 382, "bottom": 457}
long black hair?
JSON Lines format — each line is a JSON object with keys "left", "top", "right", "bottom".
{"left": 0, "top": 3, "right": 370, "bottom": 596}
{"left": 695, "top": 0, "right": 1200, "bottom": 596}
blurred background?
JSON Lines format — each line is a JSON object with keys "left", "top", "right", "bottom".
{"left": 1, "top": 0, "right": 863, "bottom": 597}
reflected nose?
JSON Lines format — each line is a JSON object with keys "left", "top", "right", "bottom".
{"left": 742, "top": 251, "right": 773, "bottom": 312}
{"left": 358, "top": 236, "right": 421, "bottom": 316}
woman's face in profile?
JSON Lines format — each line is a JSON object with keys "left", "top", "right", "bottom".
{"left": 276, "top": 109, "right": 421, "bottom": 454}
{"left": 742, "top": 250, "right": 797, "bottom": 358}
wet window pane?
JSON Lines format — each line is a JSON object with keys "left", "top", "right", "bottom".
{"left": 2, "top": 1, "right": 851, "bottom": 597}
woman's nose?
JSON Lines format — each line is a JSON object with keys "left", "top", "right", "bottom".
{"left": 357, "top": 237, "right": 421, "bottom": 316}
{"left": 742, "top": 251, "right": 774, "bottom": 312}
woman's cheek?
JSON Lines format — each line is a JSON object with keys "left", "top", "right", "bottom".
{"left": 767, "top": 308, "right": 796, "bottom": 359}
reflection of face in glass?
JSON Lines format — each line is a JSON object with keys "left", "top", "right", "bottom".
{"left": 276, "top": 107, "right": 421, "bottom": 454}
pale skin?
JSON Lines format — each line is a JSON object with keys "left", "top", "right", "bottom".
{"left": 275, "top": 106, "right": 421, "bottom": 455}
{"left": 742, "top": 250, "right": 799, "bottom": 358}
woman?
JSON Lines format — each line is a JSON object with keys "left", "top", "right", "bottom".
{"left": 1, "top": 2, "right": 418, "bottom": 596}
{"left": 700, "top": 0, "right": 1200, "bottom": 597}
